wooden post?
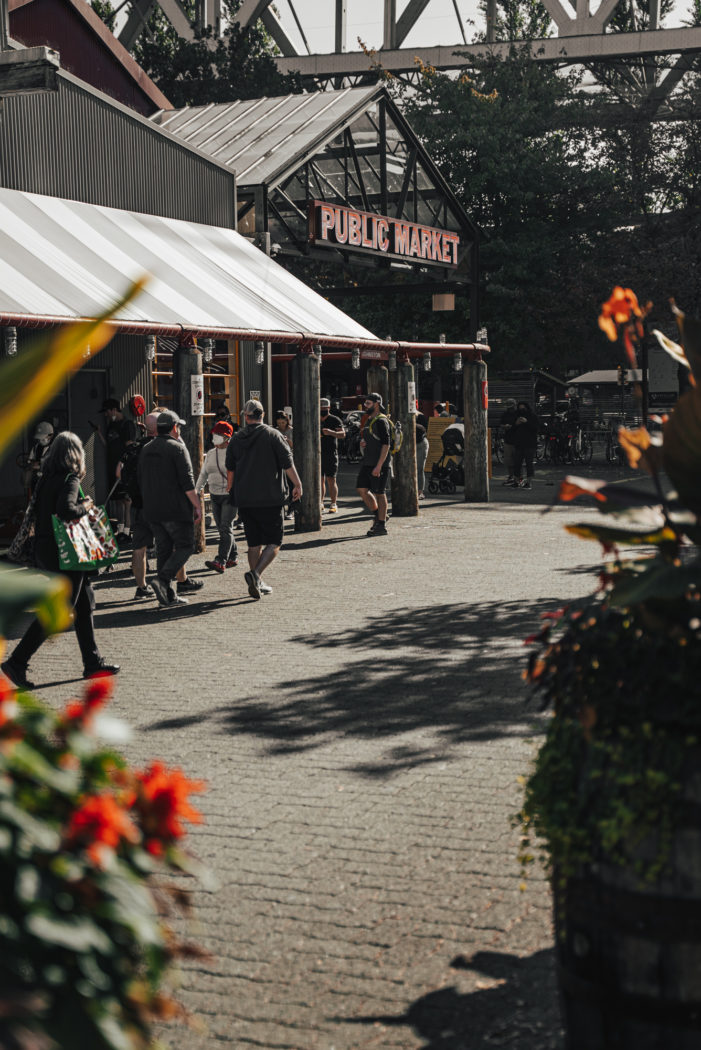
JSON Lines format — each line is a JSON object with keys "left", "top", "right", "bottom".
{"left": 367, "top": 364, "right": 389, "bottom": 408}
{"left": 292, "top": 349, "right": 321, "bottom": 533}
{"left": 390, "top": 359, "right": 418, "bottom": 516}
{"left": 463, "top": 356, "right": 489, "bottom": 503}
{"left": 174, "top": 342, "right": 206, "bottom": 552}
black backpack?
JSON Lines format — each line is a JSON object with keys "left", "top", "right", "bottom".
{"left": 120, "top": 437, "right": 150, "bottom": 504}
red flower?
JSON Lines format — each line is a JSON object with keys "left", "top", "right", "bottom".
{"left": 134, "top": 762, "right": 205, "bottom": 853}
{"left": 0, "top": 677, "right": 17, "bottom": 730}
{"left": 67, "top": 793, "right": 140, "bottom": 867}
{"left": 598, "top": 286, "right": 643, "bottom": 341}
{"left": 61, "top": 673, "right": 114, "bottom": 726}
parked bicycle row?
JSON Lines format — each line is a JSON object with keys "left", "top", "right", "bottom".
{"left": 491, "top": 417, "right": 637, "bottom": 468}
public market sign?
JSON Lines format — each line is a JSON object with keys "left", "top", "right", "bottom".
{"left": 308, "top": 200, "right": 460, "bottom": 268}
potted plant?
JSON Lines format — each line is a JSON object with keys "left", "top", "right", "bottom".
{"left": 519, "top": 288, "right": 701, "bottom": 1049}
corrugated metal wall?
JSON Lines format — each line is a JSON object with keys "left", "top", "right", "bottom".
{"left": 0, "top": 74, "right": 236, "bottom": 228}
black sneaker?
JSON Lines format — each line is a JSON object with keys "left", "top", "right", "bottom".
{"left": 83, "top": 661, "right": 120, "bottom": 679}
{"left": 367, "top": 521, "right": 388, "bottom": 537}
{"left": 133, "top": 585, "right": 153, "bottom": 600}
{"left": 1, "top": 658, "right": 35, "bottom": 690}
{"left": 150, "top": 576, "right": 171, "bottom": 607}
{"left": 177, "top": 577, "right": 204, "bottom": 592}
{"left": 244, "top": 570, "right": 262, "bottom": 599}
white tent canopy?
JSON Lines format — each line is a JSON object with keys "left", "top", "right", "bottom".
{"left": 0, "top": 186, "right": 378, "bottom": 345}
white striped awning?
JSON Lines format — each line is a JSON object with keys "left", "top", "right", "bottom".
{"left": 0, "top": 186, "right": 378, "bottom": 346}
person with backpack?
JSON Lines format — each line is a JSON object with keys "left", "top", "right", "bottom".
{"left": 357, "top": 392, "right": 392, "bottom": 537}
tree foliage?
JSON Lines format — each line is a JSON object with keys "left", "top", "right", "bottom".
{"left": 92, "top": 0, "right": 301, "bottom": 106}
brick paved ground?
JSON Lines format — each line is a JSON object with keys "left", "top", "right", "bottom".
{"left": 9, "top": 461, "right": 623, "bottom": 1050}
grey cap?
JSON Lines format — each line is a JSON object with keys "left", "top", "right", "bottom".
{"left": 365, "top": 392, "right": 383, "bottom": 404}
{"left": 320, "top": 398, "right": 331, "bottom": 408}
{"left": 244, "top": 399, "right": 264, "bottom": 418}
{"left": 157, "top": 409, "right": 186, "bottom": 430}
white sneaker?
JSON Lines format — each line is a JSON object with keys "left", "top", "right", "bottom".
{"left": 259, "top": 580, "right": 273, "bottom": 595}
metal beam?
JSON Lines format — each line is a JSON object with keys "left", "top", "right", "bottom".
{"left": 158, "top": 0, "right": 196, "bottom": 40}
{"left": 275, "top": 27, "right": 701, "bottom": 78}
{"left": 335, "top": 0, "right": 347, "bottom": 53}
{"left": 119, "top": 0, "right": 156, "bottom": 52}
{"left": 395, "top": 0, "right": 432, "bottom": 47}
{"left": 233, "top": 0, "right": 274, "bottom": 29}
{"left": 261, "top": 6, "right": 298, "bottom": 57}
{"left": 383, "top": 0, "right": 397, "bottom": 50}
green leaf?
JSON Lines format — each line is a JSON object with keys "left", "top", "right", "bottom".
{"left": 564, "top": 522, "right": 678, "bottom": 545}
{"left": 9, "top": 740, "right": 80, "bottom": 794}
{"left": 24, "top": 914, "right": 113, "bottom": 955}
{"left": 608, "top": 560, "right": 700, "bottom": 607}
{"left": 0, "top": 565, "right": 72, "bottom": 642}
{"left": 0, "top": 800, "right": 61, "bottom": 851}
{"left": 663, "top": 382, "right": 701, "bottom": 517}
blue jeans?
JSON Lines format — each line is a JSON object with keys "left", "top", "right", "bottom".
{"left": 210, "top": 494, "right": 237, "bottom": 563}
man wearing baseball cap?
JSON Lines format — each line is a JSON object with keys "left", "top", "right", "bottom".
{"left": 137, "top": 410, "right": 202, "bottom": 608}
{"left": 357, "top": 392, "right": 391, "bottom": 537}
{"left": 225, "top": 399, "right": 302, "bottom": 599}
{"left": 320, "top": 397, "right": 345, "bottom": 514}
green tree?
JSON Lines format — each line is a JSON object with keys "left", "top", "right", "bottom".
{"left": 92, "top": 0, "right": 301, "bottom": 105}
{"left": 393, "top": 49, "right": 622, "bottom": 372}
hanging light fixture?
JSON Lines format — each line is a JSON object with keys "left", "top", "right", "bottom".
{"left": 203, "top": 339, "right": 215, "bottom": 364}
{"left": 388, "top": 350, "right": 397, "bottom": 372}
{"left": 453, "top": 352, "right": 463, "bottom": 373}
{"left": 3, "top": 327, "right": 17, "bottom": 357}
{"left": 439, "top": 333, "right": 446, "bottom": 344}
{"left": 145, "top": 335, "right": 156, "bottom": 363}
{"left": 476, "top": 326, "right": 488, "bottom": 344}
{"left": 255, "top": 340, "right": 265, "bottom": 366}
{"left": 422, "top": 351, "right": 432, "bottom": 372}
{"left": 351, "top": 347, "right": 360, "bottom": 370}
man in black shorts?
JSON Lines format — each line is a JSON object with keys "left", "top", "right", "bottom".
{"left": 356, "top": 392, "right": 391, "bottom": 537}
{"left": 226, "top": 399, "right": 303, "bottom": 600}
{"left": 320, "top": 397, "right": 345, "bottom": 514}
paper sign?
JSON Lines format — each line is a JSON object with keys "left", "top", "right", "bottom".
{"left": 190, "top": 374, "right": 204, "bottom": 416}
{"left": 408, "top": 382, "right": 417, "bottom": 414}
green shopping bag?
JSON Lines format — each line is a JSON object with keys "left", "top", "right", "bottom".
{"left": 52, "top": 486, "right": 120, "bottom": 571}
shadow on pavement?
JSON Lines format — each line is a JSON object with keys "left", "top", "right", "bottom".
{"left": 336, "top": 948, "right": 563, "bottom": 1050}
{"left": 144, "top": 596, "right": 565, "bottom": 771}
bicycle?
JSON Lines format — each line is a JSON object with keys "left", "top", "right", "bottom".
{"left": 491, "top": 426, "right": 505, "bottom": 464}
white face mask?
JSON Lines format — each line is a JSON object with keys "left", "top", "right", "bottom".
{"left": 212, "top": 434, "right": 225, "bottom": 446}
{"left": 38, "top": 435, "right": 52, "bottom": 446}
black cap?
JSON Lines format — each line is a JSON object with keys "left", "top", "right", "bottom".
{"left": 101, "top": 398, "right": 120, "bottom": 411}
{"left": 365, "top": 392, "right": 383, "bottom": 404}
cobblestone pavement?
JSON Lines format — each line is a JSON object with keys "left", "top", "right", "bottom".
{"left": 12, "top": 462, "right": 621, "bottom": 1050}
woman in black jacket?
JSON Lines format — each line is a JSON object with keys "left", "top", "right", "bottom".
{"left": 2, "top": 432, "right": 119, "bottom": 689}
{"left": 511, "top": 402, "right": 539, "bottom": 489}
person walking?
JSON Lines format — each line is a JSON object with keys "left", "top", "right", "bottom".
{"left": 274, "top": 410, "right": 295, "bottom": 519}
{"left": 137, "top": 410, "right": 203, "bottom": 609}
{"left": 97, "top": 398, "right": 136, "bottom": 543}
{"left": 499, "top": 398, "right": 518, "bottom": 486}
{"left": 512, "top": 401, "right": 539, "bottom": 489}
{"left": 356, "top": 392, "right": 391, "bottom": 537}
{"left": 195, "top": 420, "right": 238, "bottom": 574}
{"left": 415, "top": 417, "right": 429, "bottom": 500}
{"left": 320, "top": 397, "right": 345, "bottom": 513}
{"left": 1, "top": 432, "right": 120, "bottom": 688}
{"left": 225, "top": 399, "right": 302, "bottom": 600}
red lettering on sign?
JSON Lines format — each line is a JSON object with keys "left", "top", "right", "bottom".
{"left": 409, "top": 226, "right": 421, "bottom": 257}
{"left": 377, "top": 218, "right": 390, "bottom": 252}
{"left": 348, "top": 211, "right": 362, "bottom": 246}
{"left": 431, "top": 229, "right": 442, "bottom": 260}
{"left": 441, "top": 236, "right": 452, "bottom": 264}
{"left": 335, "top": 208, "right": 348, "bottom": 244}
{"left": 420, "top": 228, "right": 431, "bottom": 258}
{"left": 361, "top": 213, "right": 375, "bottom": 249}
{"left": 394, "top": 221, "right": 410, "bottom": 254}
{"left": 319, "top": 205, "right": 335, "bottom": 241}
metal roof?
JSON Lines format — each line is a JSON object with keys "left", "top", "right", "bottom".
{"left": 151, "top": 84, "right": 381, "bottom": 187}
{"left": 571, "top": 369, "right": 643, "bottom": 384}
{"left": 0, "top": 186, "right": 377, "bottom": 342}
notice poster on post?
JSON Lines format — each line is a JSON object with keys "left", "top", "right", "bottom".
{"left": 190, "top": 374, "right": 204, "bottom": 416}
{"left": 407, "top": 382, "right": 417, "bottom": 414}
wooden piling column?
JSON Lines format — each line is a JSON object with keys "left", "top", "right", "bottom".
{"left": 174, "top": 340, "right": 205, "bottom": 552}
{"left": 366, "top": 364, "right": 388, "bottom": 408}
{"left": 293, "top": 348, "right": 321, "bottom": 533}
{"left": 390, "top": 358, "right": 418, "bottom": 516}
{"left": 463, "top": 355, "right": 489, "bottom": 503}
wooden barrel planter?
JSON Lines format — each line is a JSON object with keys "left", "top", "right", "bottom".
{"left": 553, "top": 741, "right": 701, "bottom": 1050}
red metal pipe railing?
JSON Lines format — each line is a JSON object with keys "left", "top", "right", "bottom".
{"left": 0, "top": 311, "right": 489, "bottom": 356}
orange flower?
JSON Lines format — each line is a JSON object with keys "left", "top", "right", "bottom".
{"left": 598, "top": 286, "right": 643, "bottom": 341}
{"left": 67, "top": 793, "right": 140, "bottom": 867}
{"left": 0, "top": 677, "right": 17, "bottom": 730}
{"left": 134, "top": 762, "right": 205, "bottom": 852}
{"left": 61, "top": 673, "right": 114, "bottom": 726}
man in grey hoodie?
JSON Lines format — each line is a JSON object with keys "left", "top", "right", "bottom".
{"left": 225, "top": 400, "right": 303, "bottom": 600}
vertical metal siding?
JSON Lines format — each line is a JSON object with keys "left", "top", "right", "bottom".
{"left": 99, "top": 334, "right": 153, "bottom": 411}
{"left": 0, "top": 76, "right": 236, "bottom": 228}
{"left": 240, "top": 341, "right": 264, "bottom": 402}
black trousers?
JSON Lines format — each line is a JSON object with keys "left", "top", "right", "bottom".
{"left": 513, "top": 446, "right": 535, "bottom": 479}
{"left": 12, "top": 567, "right": 100, "bottom": 672}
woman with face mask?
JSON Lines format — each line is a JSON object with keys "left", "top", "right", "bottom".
{"left": 25, "top": 421, "right": 54, "bottom": 493}
{"left": 195, "top": 420, "right": 238, "bottom": 573}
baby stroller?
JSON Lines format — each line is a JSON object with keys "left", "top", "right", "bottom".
{"left": 428, "top": 425, "right": 465, "bottom": 494}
